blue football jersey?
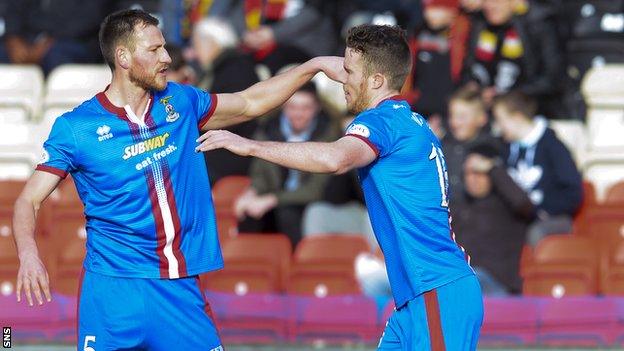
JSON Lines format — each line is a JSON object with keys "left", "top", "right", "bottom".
{"left": 345, "top": 98, "right": 473, "bottom": 308}
{"left": 37, "top": 82, "right": 223, "bottom": 279}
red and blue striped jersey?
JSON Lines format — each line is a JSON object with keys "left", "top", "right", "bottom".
{"left": 37, "top": 82, "right": 223, "bottom": 279}
{"left": 345, "top": 98, "right": 474, "bottom": 308}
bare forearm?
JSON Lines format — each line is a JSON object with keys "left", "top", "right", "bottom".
{"left": 250, "top": 140, "right": 342, "bottom": 174}
{"left": 13, "top": 197, "right": 40, "bottom": 259}
{"left": 240, "top": 59, "right": 321, "bottom": 118}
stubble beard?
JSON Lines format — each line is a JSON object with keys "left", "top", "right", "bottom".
{"left": 129, "top": 66, "right": 167, "bottom": 92}
{"left": 347, "top": 81, "right": 371, "bottom": 115}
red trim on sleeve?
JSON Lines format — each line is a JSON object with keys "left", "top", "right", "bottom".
{"left": 198, "top": 93, "right": 219, "bottom": 129}
{"left": 345, "top": 134, "right": 380, "bottom": 157}
{"left": 35, "top": 164, "right": 68, "bottom": 179}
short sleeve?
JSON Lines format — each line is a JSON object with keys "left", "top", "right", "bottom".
{"left": 35, "top": 117, "right": 78, "bottom": 178}
{"left": 345, "top": 112, "right": 392, "bottom": 157}
{"left": 179, "top": 83, "right": 218, "bottom": 129}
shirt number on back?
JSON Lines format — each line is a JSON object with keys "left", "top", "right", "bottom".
{"left": 429, "top": 144, "right": 449, "bottom": 208}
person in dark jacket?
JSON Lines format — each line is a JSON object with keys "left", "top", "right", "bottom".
{"left": 188, "top": 18, "right": 261, "bottom": 184}
{"left": 461, "top": 0, "right": 562, "bottom": 110}
{"left": 403, "top": 0, "right": 470, "bottom": 133}
{"left": 1, "top": 0, "right": 111, "bottom": 74}
{"left": 236, "top": 83, "right": 340, "bottom": 246}
{"left": 493, "top": 91, "right": 583, "bottom": 246}
{"left": 443, "top": 87, "right": 500, "bottom": 204}
{"left": 452, "top": 144, "right": 534, "bottom": 295}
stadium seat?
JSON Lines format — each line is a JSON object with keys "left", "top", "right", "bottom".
{"left": 286, "top": 271, "right": 361, "bottom": 297}
{"left": 573, "top": 180, "right": 597, "bottom": 233}
{"left": 292, "top": 295, "right": 379, "bottom": 344}
{"left": 601, "top": 240, "right": 624, "bottom": 295}
{"left": 293, "top": 234, "right": 371, "bottom": 272}
{"left": 480, "top": 297, "right": 540, "bottom": 346}
{"left": 583, "top": 65, "right": 624, "bottom": 152}
{"left": 204, "top": 291, "right": 288, "bottom": 343}
{"left": 43, "top": 65, "right": 111, "bottom": 108}
{"left": 522, "top": 234, "right": 599, "bottom": 297}
{"left": 215, "top": 211, "right": 238, "bottom": 243}
{"left": 0, "top": 64, "right": 44, "bottom": 120}
{"left": 211, "top": 176, "right": 251, "bottom": 214}
{"left": 47, "top": 214, "right": 86, "bottom": 296}
{"left": 550, "top": 119, "right": 588, "bottom": 167}
{"left": 606, "top": 181, "right": 624, "bottom": 204}
{"left": 583, "top": 154, "right": 624, "bottom": 202}
{"left": 201, "top": 233, "right": 291, "bottom": 294}
{"left": 538, "top": 297, "right": 618, "bottom": 346}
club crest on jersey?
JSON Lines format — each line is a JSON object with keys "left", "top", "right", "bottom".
{"left": 346, "top": 123, "right": 370, "bottom": 138}
{"left": 96, "top": 125, "right": 113, "bottom": 141}
{"left": 160, "top": 96, "right": 180, "bottom": 123}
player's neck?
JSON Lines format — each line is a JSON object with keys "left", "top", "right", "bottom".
{"left": 105, "top": 73, "right": 152, "bottom": 120}
{"left": 368, "top": 90, "right": 401, "bottom": 110}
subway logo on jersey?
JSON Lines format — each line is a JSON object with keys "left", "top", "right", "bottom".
{"left": 122, "top": 132, "right": 170, "bottom": 160}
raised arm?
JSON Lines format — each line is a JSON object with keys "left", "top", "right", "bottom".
{"left": 196, "top": 130, "right": 377, "bottom": 174}
{"left": 13, "top": 171, "right": 62, "bottom": 305}
{"left": 202, "top": 56, "right": 346, "bottom": 130}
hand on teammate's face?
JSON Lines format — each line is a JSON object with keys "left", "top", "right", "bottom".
{"left": 313, "top": 56, "right": 348, "bottom": 84}
{"left": 16, "top": 253, "right": 52, "bottom": 306}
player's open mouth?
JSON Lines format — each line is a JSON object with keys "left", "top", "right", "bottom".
{"left": 158, "top": 67, "right": 168, "bottom": 75}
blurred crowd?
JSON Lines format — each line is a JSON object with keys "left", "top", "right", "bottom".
{"left": 2, "top": 0, "right": 621, "bottom": 297}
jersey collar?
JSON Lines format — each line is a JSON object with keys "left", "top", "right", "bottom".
{"left": 96, "top": 85, "right": 155, "bottom": 124}
{"left": 376, "top": 95, "right": 405, "bottom": 108}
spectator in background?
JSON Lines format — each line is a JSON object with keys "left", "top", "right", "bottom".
{"left": 0, "top": 0, "right": 111, "bottom": 74}
{"left": 221, "top": 0, "right": 337, "bottom": 74}
{"left": 443, "top": 87, "right": 499, "bottom": 204}
{"left": 236, "top": 83, "right": 339, "bottom": 246}
{"left": 302, "top": 116, "right": 376, "bottom": 248}
{"left": 402, "top": 0, "right": 470, "bottom": 134}
{"left": 453, "top": 144, "right": 533, "bottom": 295}
{"left": 492, "top": 91, "right": 582, "bottom": 246}
{"left": 461, "top": 0, "right": 561, "bottom": 110}
{"left": 164, "top": 44, "right": 196, "bottom": 84}
{"left": 460, "top": 0, "right": 482, "bottom": 15}
{"left": 188, "top": 18, "right": 260, "bottom": 184}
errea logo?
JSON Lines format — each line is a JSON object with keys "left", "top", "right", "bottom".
{"left": 97, "top": 125, "right": 113, "bottom": 142}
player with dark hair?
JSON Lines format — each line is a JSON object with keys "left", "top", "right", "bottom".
{"left": 197, "top": 24, "right": 483, "bottom": 350}
{"left": 12, "top": 9, "right": 343, "bottom": 351}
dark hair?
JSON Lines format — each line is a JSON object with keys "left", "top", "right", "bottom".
{"left": 468, "top": 143, "right": 501, "bottom": 159}
{"left": 99, "top": 9, "right": 159, "bottom": 70}
{"left": 449, "top": 85, "right": 485, "bottom": 113}
{"left": 296, "top": 81, "right": 318, "bottom": 100}
{"left": 346, "top": 24, "right": 411, "bottom": 91}
{"left": 492, "top": 90, "right": 538, "bottom": 119}
{"left": 165, "top": 44, "right": 185, "bottom": 71}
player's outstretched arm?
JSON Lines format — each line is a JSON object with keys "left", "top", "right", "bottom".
{"left": 196, "top": 130, "right": 377, "bottom": 174}
{"left": 201, "top": 56, "right": 346, "bottom": 130}
{"left": 13, "top": 171, "right": 61, "bottom": 306}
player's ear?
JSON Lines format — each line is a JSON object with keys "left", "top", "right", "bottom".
{"left": 371, "top": 73, "right": 384, "bottom": 90}
{"left": 117, "top": 46, "right": 131, "bottom": 70}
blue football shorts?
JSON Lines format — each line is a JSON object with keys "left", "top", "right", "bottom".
{"left": 378, "top": 274, "right": 483, "bottom": 350}
{"left": 77, "top": 269, "right": 223, "bottom": 351}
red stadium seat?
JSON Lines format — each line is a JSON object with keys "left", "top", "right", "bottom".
{"left": 211, "top": 176, "right": 251, "bottom": 214}
{"left": 293, "top": 234, "right": 371, "bottom": 272}
{"left": 292, "top": 295, "right": 379, "bottom": 344}
{"left": 573, "top": 180, "right": 597, "bottom": 234}
{"left": 0, "top": 180, "right": 26, "bottom": 206}
{"left": 201, "top": 233, "right": 291, "bottom": 294}
{"left": 286, "top": 271, "right": 361, "bottom": 297}
{"left": 605, "top": 181, "right": 624, "bottom": 205}
{"left": 601, "top": 240, "right": 624, "bottom": 295}
{"left": 522, "top": 235, "right": 598, "bottom": 297}
{"left": 47, "top": 213, "right": 86, "bottom": 296}
{"left": 215, "top": 211, "right": 238, "bottom": 243}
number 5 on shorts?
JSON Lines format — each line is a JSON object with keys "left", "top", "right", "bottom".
{"left": 83, "top": 335, "right": 96, "bottom": 351}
